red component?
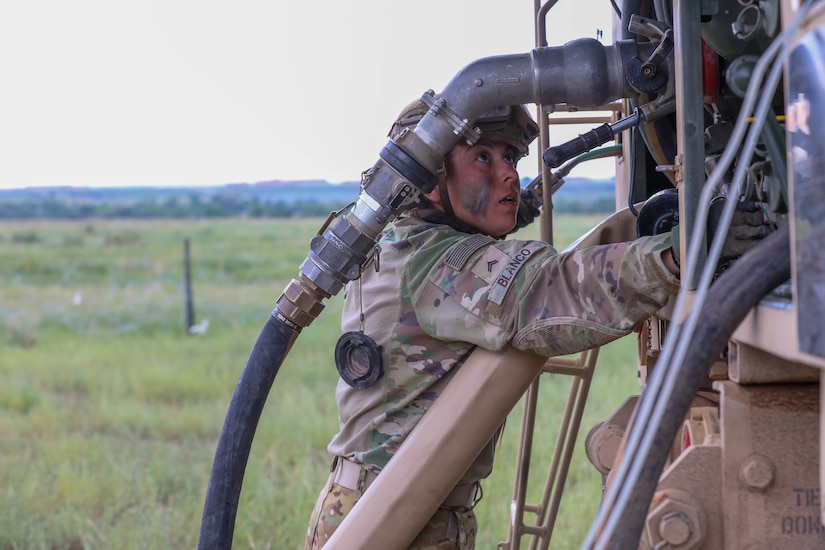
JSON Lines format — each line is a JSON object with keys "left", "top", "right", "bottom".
{"left": 681, "top": 426, "right": 691, "bottom": 451}
{"left": 702, "top": 39, "right": 720, "bottom": 104}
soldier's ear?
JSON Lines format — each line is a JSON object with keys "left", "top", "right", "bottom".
{"left": 423, "top": 187, "right": 442, "bottom": 209}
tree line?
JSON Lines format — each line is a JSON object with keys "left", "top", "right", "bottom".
{"left": 0, "top": 191, "right": 615, "bottom": 220}
{"left": 0, "top": 193, "right": 349, "bottom": 220}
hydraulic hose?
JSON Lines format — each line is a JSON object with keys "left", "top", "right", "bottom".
{"left": 198, "top": 311, "right": 300, "bottom": 549}
{"left": 587, "top": 223, "right": 790, "bottom": 549}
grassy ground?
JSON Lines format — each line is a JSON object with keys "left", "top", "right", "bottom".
{"left": 0, "top": 215, "right": 641, "bottom": 549}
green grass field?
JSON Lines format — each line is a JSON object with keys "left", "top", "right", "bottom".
{"left": 0, "top": 215, "right": 641, "bottom": 549}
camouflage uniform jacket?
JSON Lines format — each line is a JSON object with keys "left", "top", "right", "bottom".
{"left": 327, "top": 213, "right": 679, "bottom": 484}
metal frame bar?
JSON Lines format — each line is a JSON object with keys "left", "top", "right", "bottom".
{"left": 674, "top": 0, "right": 706, "bottom": 288}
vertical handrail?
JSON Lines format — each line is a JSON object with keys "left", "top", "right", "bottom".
{"left": 500, "top": 2, "right": 632, "bottom": 548}
{"left": 535, "top": 349, "right": 599, "bottom": 550}
{"left": 500, "top": 350, "right": 599, "bottom": 549}
{"left": 535, "top": 0, "right": 558, "bottom": 247}
{"left": 497, "top": 2, "right": 617, "bottom": 549}
{"left": 499, "top": 377, "right": 541, "bottom": 550}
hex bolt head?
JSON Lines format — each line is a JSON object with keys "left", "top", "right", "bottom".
{"left": 739, "top": 453, "right": 775, "bottom": 491}
{"left": 658, "top": 511, "right": 692, "bottom": 546}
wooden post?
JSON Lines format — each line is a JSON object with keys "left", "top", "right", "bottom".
{"left": 183, "top": 238, "right": 195, "bottom": 334}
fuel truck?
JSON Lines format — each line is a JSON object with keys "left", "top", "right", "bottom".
{"left": 198, "top": 1, "right": 825, "bottom": 548}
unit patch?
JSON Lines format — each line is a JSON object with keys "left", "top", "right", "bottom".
{"left": 488, "top": 241, "right": 545, "bottom": 305}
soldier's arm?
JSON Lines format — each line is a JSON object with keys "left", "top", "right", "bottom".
{"left": 413, "top": 233, "right": 679, "bottom": 357}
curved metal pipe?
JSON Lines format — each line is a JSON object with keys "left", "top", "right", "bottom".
{"left": 406, "top": 39, "right": 642, "bottom": 173}
{"left": 586, "top": 224, "right": 791, "bottom": 549}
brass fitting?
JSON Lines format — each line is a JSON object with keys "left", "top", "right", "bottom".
{"left": 275, "top": 277, "right": 329, "bottom": 329}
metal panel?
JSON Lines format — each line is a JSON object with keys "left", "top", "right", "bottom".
{"left": 719, "top": 381, "right": 825, "bottom": 548}
{"left": 787, "top": 25, "right": 825, "bottom": 360}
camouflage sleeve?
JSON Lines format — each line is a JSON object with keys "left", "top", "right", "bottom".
{"left": 412, "top": 232, "right": 679, "bottom": 357}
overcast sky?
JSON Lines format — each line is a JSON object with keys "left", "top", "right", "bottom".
{"left": 1, "top": 1, "right": 617, "bottom": 189}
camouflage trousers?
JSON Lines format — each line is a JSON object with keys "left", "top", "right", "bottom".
{"left": 305, "top": 472, "right": 478, "bottom": 549}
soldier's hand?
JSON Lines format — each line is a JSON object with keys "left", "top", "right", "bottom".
{"left": 709, "top": 199, "right": 773, "bottom": 268}
{"left": 669, "top": 199, "right": 773, "bottom": 274}
{"left": 510, "top": 188, "right": 542, "bottom": 234}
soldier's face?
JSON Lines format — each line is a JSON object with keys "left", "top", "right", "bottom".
{"left": 441, "top": 140, "right": 520, "bottom": 237}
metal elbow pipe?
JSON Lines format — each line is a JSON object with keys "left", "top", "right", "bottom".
{"left": 532, "top": 38, "right": 642, "bottom": 106}
{"left": 403, "top": 38, "right": 644, "bottom": 175}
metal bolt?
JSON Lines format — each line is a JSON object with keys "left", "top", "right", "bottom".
{"left": 740, "top": 454, "right": 775, "bottom": 491}
{"left": 658, "top": 511, "right": 692, "bottom": 546}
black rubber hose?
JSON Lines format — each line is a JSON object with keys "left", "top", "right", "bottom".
{"left": 595, "top": 223, "right": 790, "bottom": 549}
{"left": 198, "top": 311, "right": 300, "bottom": 549}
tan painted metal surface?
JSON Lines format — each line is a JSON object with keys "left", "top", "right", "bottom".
{"left": 325, "top": 346, "right": 546, "bottom": 549}
{"left": 718, "top": 381, "right": 822, "bottom": 548}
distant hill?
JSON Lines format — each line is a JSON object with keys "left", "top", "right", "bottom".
{"left": 0, "top": 177, "right": 615, "bottom": 219}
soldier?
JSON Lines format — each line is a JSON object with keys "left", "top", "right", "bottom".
{"left": 305, "top": 100, "right": 759, "bottom": 549}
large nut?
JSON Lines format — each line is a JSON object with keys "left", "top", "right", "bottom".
{"left": 644, "top": 490, "right": 705, "bottom": 549}
{"left": 659, "top": 511, "right": 692, "bottom": 545}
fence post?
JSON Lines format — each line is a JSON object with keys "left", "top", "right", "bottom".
{"left": 183, "top": 238, "right": 196, "bottom": 334}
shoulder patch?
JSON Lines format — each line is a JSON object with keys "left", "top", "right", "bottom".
{"left": 488, "top": 241, "right": 546, "bottom": 305}
{"left": 444, "top": 233, "right": 495, "bottom": 271}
